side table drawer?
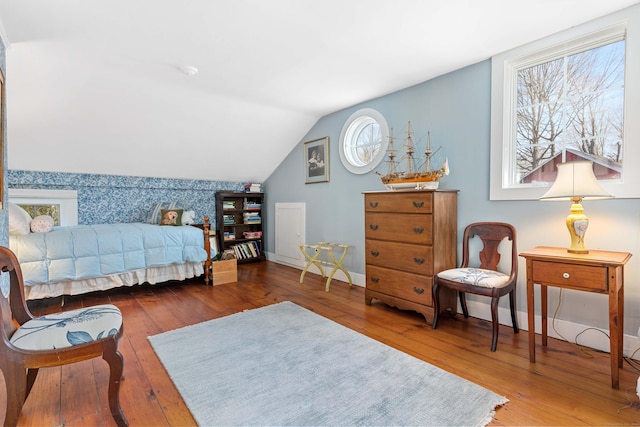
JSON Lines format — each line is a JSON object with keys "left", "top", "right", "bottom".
{"left": 531, "top": 260, "right": 608, "bottom": 291}
{"left": 366, "top": 265, "right": 432, "bottom": 306}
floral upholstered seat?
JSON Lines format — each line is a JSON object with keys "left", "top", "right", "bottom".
{"left": 10, "top": 304, "right": 122, "bottom": 351}
{"left": 435, "top": 268, "right": 510, "bottom": 289}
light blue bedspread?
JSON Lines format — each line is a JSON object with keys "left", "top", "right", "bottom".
{"left": 9, "top": 223, "right": 207, "bottom": 287}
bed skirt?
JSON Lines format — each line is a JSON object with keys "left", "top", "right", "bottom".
{"left": 25, "top": 261, "right": 204, "bottom": 300}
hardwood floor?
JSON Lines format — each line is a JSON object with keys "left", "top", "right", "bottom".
{"left": 3, "top": 260, "right": 640, "bottom": 426}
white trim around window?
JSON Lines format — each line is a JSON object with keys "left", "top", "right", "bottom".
{"left": 339, "top": 108, "right": 389, "bottom": 175}
{"left": 490, "top": 4, "right": 640, "bottom": 200}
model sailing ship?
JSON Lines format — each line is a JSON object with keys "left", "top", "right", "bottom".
{"left": 376, "top": 121, "right": 449, "bottom": 190}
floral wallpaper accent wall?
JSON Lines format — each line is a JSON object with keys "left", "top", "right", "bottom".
{"left": 8, "top": 170, "right": 250, "bottom": 228}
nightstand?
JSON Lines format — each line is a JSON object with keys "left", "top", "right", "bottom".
{"left": 519, "top": 246, "right": 631, "bottom": 389}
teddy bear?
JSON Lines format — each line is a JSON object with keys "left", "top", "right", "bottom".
{"left": 181, "top": 210, "right": 196, "bottom": 225}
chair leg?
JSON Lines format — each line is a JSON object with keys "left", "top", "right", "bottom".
{"left": 509, "top": 289, "right": 519, "bottom": 333}
{"left": 459, "top": 292, "right": 469, "bottom": 318}
{"left": 103, "top": 339, "right": 129, "bottom": 427}
{"left": 490, "top": 296, "right": 500, "bottom": 352}
{"left": 432, "top": 280, "right": 440, "bottom": 329}
{"left": 25, "top": 368, "right": 39, "bottom": 399}
{"left": 1, "top": 362, "right": 28, "bottom": 427}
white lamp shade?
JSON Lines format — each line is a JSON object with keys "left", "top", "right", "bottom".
{"left": 540, "top": 161, "right": 612, "bottom": 201}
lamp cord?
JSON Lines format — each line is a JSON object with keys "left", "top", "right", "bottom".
{"left": 552, "top": 288, "right": 640, "bottom": 368}
{"left": 551, "top": 288, "right": 597, "bottom": 359}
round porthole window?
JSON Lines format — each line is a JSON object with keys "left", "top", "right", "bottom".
{"left": 339, "top": 108, "right": 389, "bottom": 174}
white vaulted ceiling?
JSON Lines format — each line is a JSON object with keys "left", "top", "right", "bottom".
{"left": 0, "top": 0, "right": 638, "bottom": 182}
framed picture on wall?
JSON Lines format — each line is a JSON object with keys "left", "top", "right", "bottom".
{"left": 304, "top": 137, "right": 329, "bottom": 184}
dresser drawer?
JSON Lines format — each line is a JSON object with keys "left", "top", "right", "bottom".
{"left": 366, "top": 265, "right": 432, "bottom": 305}
{"left": 364, "top": 193, "right": 433, "bottom": 213}
{"left": 531, "top": 260, "right": 608, "bottom": 291}
{"left": 365, "top": 212, "right": 432, "bottom": 244}
{"left": 365, "top": 239, "right": 432, "bottom": 275}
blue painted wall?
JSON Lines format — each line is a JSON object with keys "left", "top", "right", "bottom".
{"left": 264, "top": 62, "right": 496, "bottom": 277}
{"left": 8, "top": 170, "right": 247, "bottom": 228}
{"left": 263, "top": 59, "right": 640, "bottom": 335}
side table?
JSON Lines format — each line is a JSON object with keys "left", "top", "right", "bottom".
{"left": 519, "top": 246, "right": 631, "bottom": 389}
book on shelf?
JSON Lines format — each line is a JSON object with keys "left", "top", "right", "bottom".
{"left": 221, "top": 249, "right": 236, "bottom": 260}
{"left": 222, "top": 201, "right": 236, "bottom": 210}
{"left": 244, "top": 183, "right": 262, "bottom": 193}
{"left": 242, "top": 231, "right": 262, "bottom": 239}
{"left": 244, "top": 202, "right": 262, "bottom": 210}
{"left": 243, "top": 213, "right": 261, "bottom": 224}
{"left": 231, "top": 241, "right": 262, "bottom": 259}
{"left": 243, "top": 215, "right": 261, "bottom": 224}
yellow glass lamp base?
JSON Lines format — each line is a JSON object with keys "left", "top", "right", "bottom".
{"left": 566, "top": 199, "right": 589, "bottom": 254}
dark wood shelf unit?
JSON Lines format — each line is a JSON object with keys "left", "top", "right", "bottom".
{"left": 215, "top": 191, "right": 265, "bottom": 264}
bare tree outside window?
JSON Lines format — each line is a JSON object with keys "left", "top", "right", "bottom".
{"left": 354, "top": 122, "right": 381, "bottom": 165}
{"left": 20, "top": 204, "right": 61, "bottom": 226}
{"left": 515, "top": 39, "right": 625, "bottom": 183}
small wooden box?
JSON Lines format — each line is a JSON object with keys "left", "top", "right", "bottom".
{"left": 211, "top": 259, "right": 237, "bottom": 285}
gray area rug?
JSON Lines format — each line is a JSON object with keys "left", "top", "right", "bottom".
{"left": 149, "top": 301, "right": 507, "bottom": 426}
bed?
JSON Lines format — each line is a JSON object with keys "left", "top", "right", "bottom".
{"left": 7, "top": 192, "right": 212, "bottom": 300}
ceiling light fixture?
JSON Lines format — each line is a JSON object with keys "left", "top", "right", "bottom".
{"left": 179, "top": 65, "right": 198, "bottom": 76}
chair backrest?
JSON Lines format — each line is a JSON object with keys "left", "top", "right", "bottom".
{"left": 0, "top": 246, "right": 35, "bottom": 348}
{"left": 460, "top": 222, "right": 517, "bottom": 278}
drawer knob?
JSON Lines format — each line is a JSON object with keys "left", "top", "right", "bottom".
{"left": 413, "top": 201, "right": 424, "bottom": 208}
{"left": 413, "top": 287, "right": 425, "bottom": 294}
{"left": 370, "top": 251, "right": 380, "bottom": 257}
{"left": 413, "top": 257, "right": 425, "bottom": 264}
{"left": 413, "top": 227, "right": 424, "bottom": 234}
{"left": 371, "top": 277, "right": 380, "bottom": 283}
{"left": 369, "top": 202, "right": 379, "bottom": 208}
{"left": 563, "top": 272, "right": 570, "bottom": 279}
{"left": 369, "top": 224, "right": 379, "bottom": 230}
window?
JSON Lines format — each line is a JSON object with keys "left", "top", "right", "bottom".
{"left": 490, "top": 6, "right": 640, "bottom": 200}
{"left": 19, "top": 204, "right": 62, "bottom": 225}
{"left": 8, "top": 189, "right": 79, "bottom": 226}
{"left": 339, "top": 108, "right": 389, "bottom": 174}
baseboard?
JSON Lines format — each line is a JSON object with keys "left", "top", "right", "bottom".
{"left": 464, "top": 299, "right": 640, "bottom": 360}
{"left": 265, "top": 252, "right": 639, "bottom": 359}
{"left": 266, "top": 251, "right": 365, "bottom": 286}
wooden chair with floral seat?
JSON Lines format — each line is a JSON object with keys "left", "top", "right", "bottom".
{"left": 0, "top": 246, "right": 128, "bottom": 426}
{"left": 432, "top": 222, "right": 519, "bottom": 352}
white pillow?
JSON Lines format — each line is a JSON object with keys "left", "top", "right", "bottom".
{"left": 8, "top": 203, "right": 32, "bottom": 236}
{"left": 30, "top": 215, "right": 54, "bottom": 233}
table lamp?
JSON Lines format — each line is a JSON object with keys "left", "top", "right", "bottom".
{"left": 540, "top": 161, "right": 612, "bottom": 254}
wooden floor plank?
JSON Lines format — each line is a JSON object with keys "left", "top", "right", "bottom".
{"left": 1, "top": 260, "right": 638, "bottom": 426}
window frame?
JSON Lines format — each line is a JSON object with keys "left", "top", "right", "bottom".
{"left": 490, "top": 5, "right": 640, "bottom": 200}
{"left": 339, "top": 108, "right": 389, "bottom": 175}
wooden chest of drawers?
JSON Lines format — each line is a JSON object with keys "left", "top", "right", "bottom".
{"left": 363, "top": 190, "right": 458, "bottom": 324}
